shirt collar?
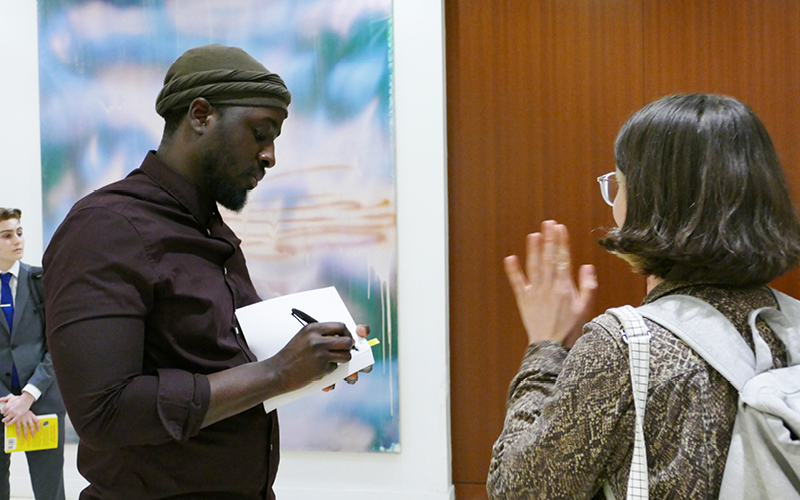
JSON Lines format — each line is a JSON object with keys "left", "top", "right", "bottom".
{"left": 642, "top": 279, "right": 725, "bottom": 304}
{"left": 3, "top": 261, "right": 20, "bottom": 279}
{"left": 136, "top": 151, "right": 220, "bottom": 228}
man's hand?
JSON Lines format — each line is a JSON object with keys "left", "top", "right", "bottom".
{"left": 203, "top": 323, "right": 372, "bottom": 427}
{"left": 504, "top": 220, "right": 598, "bottom": 348}
{"left": 274, "top": 321, "right": 355, "bottom": 394}
{"left": 0, "top": 393, "right": 41, "bottom": 439}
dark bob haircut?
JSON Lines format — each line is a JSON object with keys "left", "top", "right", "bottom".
{"left": 600, "top": 93, "right": 800, "bottom": 286}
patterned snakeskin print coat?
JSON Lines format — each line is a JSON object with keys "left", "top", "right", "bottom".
{"left": 487, "top": 281, "right": 788, "bottom": 499}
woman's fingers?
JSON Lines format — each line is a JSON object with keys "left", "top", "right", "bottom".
{"left": 554, "top": 223, "right": 572, "bottom": 283}
{"left": 540, "top": 221, "right": 557, "bottom": 283}
{"left": 525, "top": 231, "right": 542, "bottom": 283}
{"left": 506, "top": 221, "right": 579, "bottom": 298}
{"left": 508, "top": 222, "right": 571, "bottom": 292}
{"left": 577, "top": 264, "right": 598, "bottom": 310}
{"left": 504, "top": 254, "right": 528, "bottom": 297}
{"left": 504, "top": 220, "right": 597, "bottom": 347}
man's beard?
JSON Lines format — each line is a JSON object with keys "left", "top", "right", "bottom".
{"left": 199, "top": 152, "right": 249, "bottom": 212}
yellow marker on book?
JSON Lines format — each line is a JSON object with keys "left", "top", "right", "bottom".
{"left": 368, "top": 338, "right": 380, "bottom": 347}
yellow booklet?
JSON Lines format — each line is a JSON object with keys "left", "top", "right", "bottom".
{"left": 4, "top": 414, "right": 58, "bottom": 453}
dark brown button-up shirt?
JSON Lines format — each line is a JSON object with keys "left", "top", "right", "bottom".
{"left": 44, "top": 152, "right": 278, "bottom": 500}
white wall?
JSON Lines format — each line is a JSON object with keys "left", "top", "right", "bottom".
{"left": 0, "top": 1, "right": 453, "bottom": 499}
{"left": 0, "top": 0, "right": 44, "bottom": 266}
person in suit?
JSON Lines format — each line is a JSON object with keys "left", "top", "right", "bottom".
{"left": 0, "top": 208, "right": 65, "bottom": 500}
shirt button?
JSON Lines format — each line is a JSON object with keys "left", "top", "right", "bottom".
{"left": 206, "top": 228, "right": 212, "bottom": 236}
{"left": 223, "top": 267, "right": 228, "bottom": 275}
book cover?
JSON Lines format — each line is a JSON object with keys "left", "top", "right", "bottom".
{"left": 4, "top": 414, "right": 58, "bottom": 453}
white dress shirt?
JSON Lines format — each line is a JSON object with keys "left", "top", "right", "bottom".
{"left": 2, "top": 260, "right": 42, "bottom": 401}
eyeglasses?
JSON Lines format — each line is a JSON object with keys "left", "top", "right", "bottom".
{"left": 596, "top": 172, "right": 619, "bottom": 207}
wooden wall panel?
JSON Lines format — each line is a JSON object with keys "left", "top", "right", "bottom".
{"left": 447, "top": 1, "right": 800, "bottom": 498}
{"left": 643, "top": 0, "right": 800, "bottom": 295}
{"left": 445, "top": 1, "right": 646, "bottom": 496}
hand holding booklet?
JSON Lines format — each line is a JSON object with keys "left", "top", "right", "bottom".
{"left": 4, "top": 414, "right": 59, "bottom": 453}
{"left": 236, "top": 286, "right": 375, "bottom": 413}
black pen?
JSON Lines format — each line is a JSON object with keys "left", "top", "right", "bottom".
{"left": 291, "top": 308, "right": 317, "bottom": 325}
{"left": 291, "top": 308, "right": 358, "bottom": 351}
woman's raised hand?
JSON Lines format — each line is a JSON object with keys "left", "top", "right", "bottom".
{"left": 504, "top": 220, "right": 598, "bottom": 347}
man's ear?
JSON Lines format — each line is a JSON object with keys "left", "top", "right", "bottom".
{"left": 187, "top": 98, "right": 214, "bottom": 134}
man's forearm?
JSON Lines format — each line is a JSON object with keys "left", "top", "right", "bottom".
{"left": 203, "top": 359, "right": 284, "bottom": 427}
{"left": 204, "top": 321, "right": 358, "bottom": 426}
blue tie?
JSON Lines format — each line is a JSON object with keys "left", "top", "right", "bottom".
{"left": 1, "top": 273, "right": 12, "bottom": 333}
{"left": 1, "top": 273, "right": 19, "bottom": 390}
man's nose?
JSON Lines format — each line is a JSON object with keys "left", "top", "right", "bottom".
{"left": 259, "top": 145, "right": 276, "bottom": 169}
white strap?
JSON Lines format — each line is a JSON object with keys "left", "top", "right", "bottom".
{"left": 638, "top": 296, "right": 756, "bottom": 391}
{"left": 607, "top": 305, "right": 651, "bottom": 500}
{"left": 747, "top": 307, "right": 779, "bottom": 375}
{"left": 638, "top": 291, "right": 800, "bottom": 391}
{"left": 768, "top": 289, "right": 800, "bottom": 365}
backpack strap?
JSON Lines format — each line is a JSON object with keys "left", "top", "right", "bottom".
{"left": 637, "top": 295, "right": 762, "bottom": 392}
{"left": 639, "top": 291, "right": 800, "bottom": 391}
{"left": 768, "top": 288, "right": 800, "bottom": 366}
{"left": 607, "top": 305, "right": 651, "bottom": 500}
{"left": 28, "top": 266, "right": 45, "bottom": 325}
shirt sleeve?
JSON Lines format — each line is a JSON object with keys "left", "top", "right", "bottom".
{"left": 43, "top": 207, "right": 210, "bottom": 450}
{"left": 22, "top": 384, "right": 41, "bottom": 401}
{"left": 487, "top": 323, "right": 633, "bottom": 500}
{"left": 25, "top": 345, "right": 57, "bottom": 400}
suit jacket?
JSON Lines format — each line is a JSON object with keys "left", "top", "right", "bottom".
{"left": 0, "top": 262, "right": 64, "bottom": 415}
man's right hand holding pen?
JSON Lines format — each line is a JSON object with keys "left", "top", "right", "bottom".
{"left": 290, "top": 308, "right": 371, "bottom": 391}
{"left": 203, "top": 313, "right": 370, "bottom": 428}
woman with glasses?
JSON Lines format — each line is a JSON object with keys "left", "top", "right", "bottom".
{"left": 487, "top": 94, "right": 800, "bottom": 499}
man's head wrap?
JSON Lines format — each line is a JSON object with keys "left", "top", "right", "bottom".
{"left": 155, "top": 44, "right": 291, "bottom": 118}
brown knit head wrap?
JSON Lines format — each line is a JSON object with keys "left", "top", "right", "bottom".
{"left": 155, "top": 44, "right": 291, "bottom": 118}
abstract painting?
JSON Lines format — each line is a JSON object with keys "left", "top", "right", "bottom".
{"left": 37, "top": 0, "right": 398, "bottom": 452}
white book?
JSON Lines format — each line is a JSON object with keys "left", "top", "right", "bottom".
{"left": 236, "top": 286, "right": 375, "bottom": 413}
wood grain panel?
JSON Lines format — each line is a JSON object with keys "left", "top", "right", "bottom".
{"left": 445, "top": 0, "right": 646, "bottom": 493}
{"left": 643, "top": 0, "right": 800, "bottom": 295}
{"left": 447, "top": 1, "right": 800, "bottom": 497}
